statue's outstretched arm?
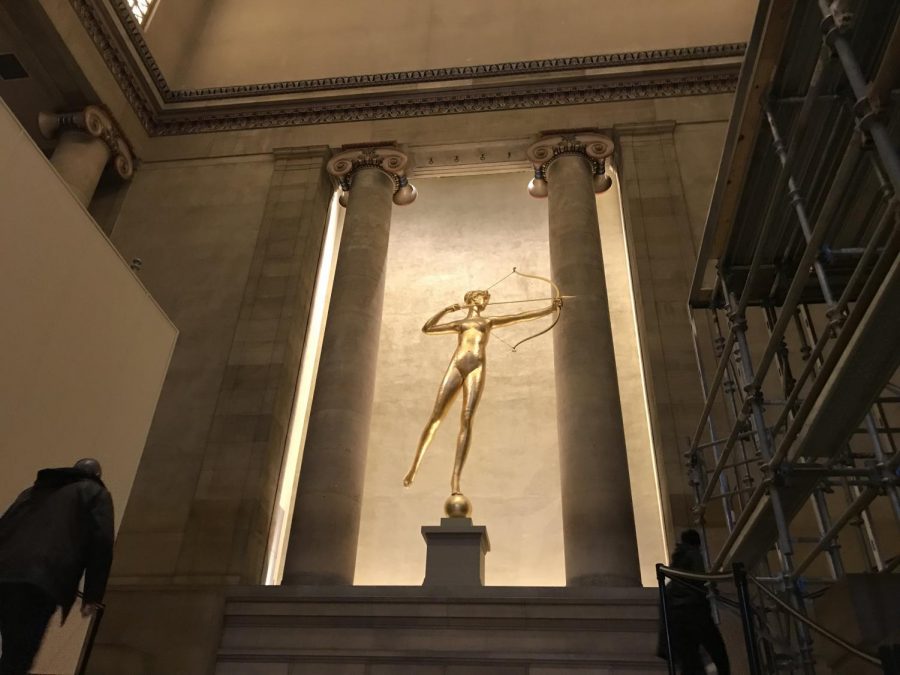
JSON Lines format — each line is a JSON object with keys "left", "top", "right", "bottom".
{"left": 490, "top": 298, "right": 562, "bottom": 328}
{"left": 422, "top": 304, "right": 463, "bottom": 334}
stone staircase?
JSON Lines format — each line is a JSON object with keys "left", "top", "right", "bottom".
{"left": 215, "top": 585, "right": 668, "bottom": 674}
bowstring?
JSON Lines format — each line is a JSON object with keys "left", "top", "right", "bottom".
{"left": 482, "top": 266, "right": 559, "bottom": 353}
{"left": 485, "top": 266, "right": 518, "bottom": 291}
{"left": 491, "top": 331, "right": 517, "bottom": 351}
{"left": 484, "top": 267, "right": 522, "bottom": 352}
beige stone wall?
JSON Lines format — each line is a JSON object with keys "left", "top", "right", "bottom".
{"left": 163, "top": 0, "right": 757, "bottom": 88}
{"left": 356, "top": 170, "right": 564, "bottom": 586}
{"left": 142, "top": 0, "right": 210, "bottom": 85}
{"left": 53, "top": 84, "right": 734, "bottom": 670}
{"left": 106, "top": 154, "right": 275, "bottom": 584}
{"left": 356, "top": 169, "right": 667, "bottom": 586}
{"left": 95, "top": 112, "right": 731, "bottom": 591}
{"left": 96, "top": 108, "right": 731, "bottom": 592}
{"left": 0, "top": 100, "right": 176, "bottom": 674}
{"left": 106, "top": 148, "right": 335, "bottom": 587}
{"left": 617, "top": 121, "right": 730, "bottom": 532}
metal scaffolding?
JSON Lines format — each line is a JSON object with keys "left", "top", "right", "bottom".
{"left": 686, "top": 0, "right": 899, "bottom": 671}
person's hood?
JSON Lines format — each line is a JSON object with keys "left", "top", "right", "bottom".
{"left": 34, "top": 467, "right": 105, "bottom": 489}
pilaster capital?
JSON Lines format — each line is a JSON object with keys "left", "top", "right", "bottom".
{"left": 326, "top": 145, "right": 417, "bottom": 207}
{"left": 525, "top": 132, "right": 614, "bottom": 198}
{"left": 39, "top": 105, "right": 135, "bottom": 180}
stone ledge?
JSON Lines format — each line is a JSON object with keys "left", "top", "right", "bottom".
{"left": 225, "top": 584, "right": 658, "bottom": 603}
{"left": 217, "top": 647, "right": 666, "bottom": 667}
{"left": 216, "top": 587, "right": 665, "bottom": 674}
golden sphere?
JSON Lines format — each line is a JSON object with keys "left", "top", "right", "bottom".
{"left": 444, "top": 493, "right": 472, "bottom": 518}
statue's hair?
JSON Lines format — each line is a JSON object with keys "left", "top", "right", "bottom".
{"left": 464, "top": 290, "right": 491, "bottom": 305}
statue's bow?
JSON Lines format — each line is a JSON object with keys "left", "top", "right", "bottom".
{"left": 487, "top": 267, "right": 563, "bottom": 351}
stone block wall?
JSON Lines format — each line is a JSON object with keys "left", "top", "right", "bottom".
{"left": 108, "top": 154, "right": 275, "bottom": 584}
{"left": 91, "top": 148, "right": 334, "bottom": 673}
{"left": 616, "top": 121, "right": 726, "bottom": 532}
{"left": 108, "top": 148, "right": 332, "bottom": 586}
{"left": 175, "top": 147, "right": 333, "bottom": 584}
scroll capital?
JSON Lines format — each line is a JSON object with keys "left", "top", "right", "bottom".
{"left": 525, "top": 132, "right": 614, "bottom": 197}
{"left": 326, "top": 145, "right": 416, "bottom": 207}
{"left": 39, "top": 105, "right": 134, "bottom": 180}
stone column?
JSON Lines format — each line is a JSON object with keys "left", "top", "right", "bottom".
{"left": 38, "top": 105, "right": 133, "bottom": 207}
{"left": 282, "top": 145, "right": 416, "bottom": 585}
{"left": 527, "top": 132, "right": 641, "bottom": 586}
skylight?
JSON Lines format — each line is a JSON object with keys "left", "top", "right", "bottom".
{"left": 125, "top": 0, "right": 155, "bottom": 26}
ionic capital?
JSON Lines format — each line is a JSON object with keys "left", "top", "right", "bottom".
{"left": 525, "top": 132, "right": 614, "bottom": 198}
{"left": 39, "top": 105, "right": 134, "bottom": 180}
{"left": 326, "top": 145, "right": 417, "bottom": 206}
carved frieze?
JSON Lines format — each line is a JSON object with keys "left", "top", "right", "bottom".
{"left": 67, "top": 0, "right": 744, "bottom": 136}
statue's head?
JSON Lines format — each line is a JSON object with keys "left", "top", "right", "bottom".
{"left": 464, "top": 290, "right": 490, "bottom": 310}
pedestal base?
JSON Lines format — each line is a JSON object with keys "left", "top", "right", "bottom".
{"left": 215, "top": 585, "right": 667, "bottom": 674}
{"left": 421, "top": 517, "right": 490, "bottom": 586}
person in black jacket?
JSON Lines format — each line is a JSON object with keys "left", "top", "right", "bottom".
{"left": 0, "top": 458, "right": 114, "bottom": 675}
{"left": 661, "top": 529, "right": 730, "bottom": 675}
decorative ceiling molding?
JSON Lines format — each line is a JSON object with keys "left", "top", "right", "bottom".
{"left": 71, "top": 0, "right": 159, "bottom": 133}
{"left": 71, "top": 0, "right": 745, "bottom": 136}
{"left": 155, "top": 70, "right": 739, "bottom": 136}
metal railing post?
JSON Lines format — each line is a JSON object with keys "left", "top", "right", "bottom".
{"left": 75, "top": 602, "right": 105, "bottom": 675}
{"left": 657, "top": 564, "right": 677, "bottom": 675}
{"left": 879, "top": 645, "right": 899, "bottom": 675}
{"left": 733, "top": 563, "right": 763, "bottom": 675}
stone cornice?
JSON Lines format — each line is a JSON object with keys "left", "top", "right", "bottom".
{"left": 72, "top": 0, "right": 745, "bottom": 136}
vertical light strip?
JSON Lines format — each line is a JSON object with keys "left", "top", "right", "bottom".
{"left": 595, "top": 165, "right": 669, "bottom": 584}
{"left": 612, "top": 167, "right": 670, "bottom": 562}
{"left": 264, "top": 191, "right": 344, "bottom": 585}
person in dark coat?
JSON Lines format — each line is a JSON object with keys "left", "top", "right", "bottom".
{"left": 660, "top": 529, "right": 730, "bottom": 675}
{"left": 0, "top": 458, "right": 114, "bottom": 675}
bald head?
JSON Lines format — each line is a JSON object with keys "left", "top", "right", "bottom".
{"left": 74, "top": 458, "right": 102, "bottom": 479}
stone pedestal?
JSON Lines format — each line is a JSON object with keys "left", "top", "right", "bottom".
{"left": 421, "top": 518, "right": 490, "bottom": 586}
{"left": 216, "top": 585, "right": 667, "bottom": 674}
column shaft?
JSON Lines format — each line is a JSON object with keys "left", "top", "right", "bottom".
{"left": 283, "top": 167, "right": 395, "bottom": 584}
{"left": 548, "top": 154, "right": 641, "bottom": 586}
{"left": 50, "top": 131, "right": 111, "bottom": 207}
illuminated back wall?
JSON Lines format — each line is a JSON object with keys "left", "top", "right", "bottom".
{"left": 353, "top": 168, "right": 666, "bottom": 586}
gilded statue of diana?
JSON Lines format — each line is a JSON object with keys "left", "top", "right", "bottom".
{"left": 403, "top": 287, "right": 561, "bottom": 516}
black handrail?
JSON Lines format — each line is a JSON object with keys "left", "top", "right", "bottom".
{"left": 657, "top": 564, "right": 677, "bottom": 675}
{"left": 656, "top": 562, "right": 763, "bottom": 675}
{"left": 656, "top": 562, "right": 884, "bottom": 673}
{"left": 734, "top": 563, "right": 764, "bottom": 675}
{"left": 74, "top": 592, "right": 106, "bottom": 675}
{"left": 748, "top": 577, "right": 881, "bottom": 667}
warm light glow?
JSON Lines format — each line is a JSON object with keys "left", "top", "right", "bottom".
{"left": 264, "top": 191, "right": 344, "bottom": 585}
{"left": 598, "top": 166, "right": 670, "bottom": 585}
